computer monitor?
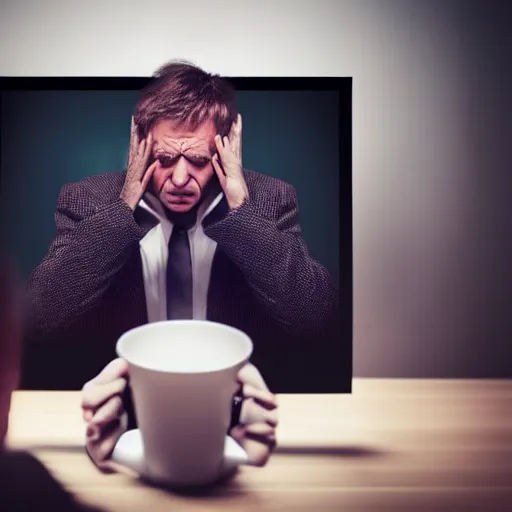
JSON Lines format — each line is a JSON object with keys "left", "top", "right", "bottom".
{"left": 0, "top": 76, "right": 352, "bottom": 393}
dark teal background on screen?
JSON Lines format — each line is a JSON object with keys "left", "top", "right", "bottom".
{"left": 1, "top": 90, "right": 340, "bottom": 283}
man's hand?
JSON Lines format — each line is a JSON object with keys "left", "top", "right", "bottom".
{"left": 82, "top": 358, "right": 278, "bottom": 470}
{"left": 230, "top": 363, "right": 278, "bottom": 467}
{"left": 120, "top": 117, "right": 158, "bottom": 210}
{"left": 81, "top": 359, "right": 129, "bottom": 469}
{"left": 212, "top": 114, "right": 249, "bottom": 210}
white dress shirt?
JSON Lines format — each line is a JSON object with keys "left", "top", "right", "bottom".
{"left": 137, "top": 190, "right": 224, "bottom": 323}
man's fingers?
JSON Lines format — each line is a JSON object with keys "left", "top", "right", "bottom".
{"left": 230, "top": 361, "right": 276, "bottom": 468}
{"left": 81, "top": 377, "right": 127, "bottom": 411}
{"left": 240, "top": 396, "right": 279, "bottom": 427}
{"left": 146, "top": 132, "right": 154, "bottom": 155}
{"left": 214, "top": 134, "right": 225, "bottom": 152}
{"left": 264, "top": 407, "right": 279, "bottom": 427}
{"left": 86, "top": 418, "right": 126, "bottom": 464}
{"left": 212, "top": 154, "right": 226, "bottom": 187}
{"left": 131, "top": 116, "right": 136, "bottom": 137}
{"left": 137, "top": 138, "right": 147, "bottom": 160}
{"left": 212, "top": 153, "right": 223, "bottom": 171}
{"left": 243, "top": 428, "right": 277, "bottom": 465}
{"left": 230, "top": 114, "right": 242, "bottom": 141}
{"left": 243, "top": 422, "right": 275, "bottom": 437}
{"left": 83, "top": 409, "right": 94, "bottom": 422}
{"left": 237, "top": 363, "right": 269, "bottom": 392}
{"left": 234, "top": 114, "right": 242, "bottom": 161}
{"left": 228, "top": 118, "right": 237, "bottom": 143}
{"left": 141, "top": 160, "right": 158, "bottom": 190}
{"left": 132, "top": 117, "right": 139, "bottom": 145}
{"left": 242, "top": 384, "right": 277, "bottom": 410}
{"left": 142, "top": 132, "right": 153, "bottom": 160}
{"left": 230, "top": 428, "right": 275, "bottom": 467}
{"left": 90, "top": 395, "right": 125, "bottom": 426}
{"left": 231, "top": 423, "right": 276, "bottom": 444}
{"left": 129, "top": 117, "right": 139, "bottom": 163}
{"left": 91, "top": 358, "right": 130, "bottom": 386}
{"left": 85, "top": 422, "right": 101, "bottom": 442}
{"left": 242, "top": 403, "right": 278, "bottom": 428}
{"left": 237, "top": 363, "right": 277, "bottom": 421}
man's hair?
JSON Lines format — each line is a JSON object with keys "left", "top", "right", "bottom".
{"left": 134, "top": 60, "right": 238, "bottom": 139}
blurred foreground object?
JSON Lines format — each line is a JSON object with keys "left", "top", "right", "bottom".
{"left": 0, "top": 252, "right": 103, "bottom": 511}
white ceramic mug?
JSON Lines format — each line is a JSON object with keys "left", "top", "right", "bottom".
{"left": 111, "top": 320, "right": 255, "bottom": 487}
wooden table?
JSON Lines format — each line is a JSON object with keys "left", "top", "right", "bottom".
{"left": 6, "top": 380, "right": 512, "bottom": 511}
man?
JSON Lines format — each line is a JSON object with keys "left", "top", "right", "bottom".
{"left": 25, "top": 61, "right": 338, "bottom": 469}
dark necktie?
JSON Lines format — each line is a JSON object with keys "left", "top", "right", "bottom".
{"left": 166, "top": 222, "right": 193, "bottom": 320}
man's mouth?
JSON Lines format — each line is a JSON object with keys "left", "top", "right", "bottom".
{"left": 168, "top": 191, "right": 195, "bottom": 205}
{"left": 170, "top": 191, "right": 194, "bottom": 197}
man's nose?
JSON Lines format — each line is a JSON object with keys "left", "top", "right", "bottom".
{"left": 170, "top": 158, "right": 190, "bottom": 187}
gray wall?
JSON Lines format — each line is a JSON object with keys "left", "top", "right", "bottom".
{"left": 0, "top": 0, "right": 510, "bottom": 377}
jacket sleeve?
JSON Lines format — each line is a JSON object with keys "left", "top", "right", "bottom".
{"left": 203, "top": 183, "right": 338, "bottom": 335}
{"left": 26, "top": 182, "right": 146, "bottom": 339}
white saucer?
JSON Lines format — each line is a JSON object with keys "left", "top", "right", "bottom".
{"left": 111, "top": 428, "right": 247, "bottom": 484}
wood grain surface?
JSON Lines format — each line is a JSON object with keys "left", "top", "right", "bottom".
{"left": 6, "top": 379, "right": 512, "bottom": 511}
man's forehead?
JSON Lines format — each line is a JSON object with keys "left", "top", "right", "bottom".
{"left": 153, "top": 139, "right": 215, "bottom": 156}
{"left": 152, "top": 119, "right": 216, "bottom": 142}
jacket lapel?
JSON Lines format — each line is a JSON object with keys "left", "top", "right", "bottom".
{"left": 206, "top": 248, "right": 230, "bottom": 324}
{"left": 123, "top": 206, "right": 161, "bottom": 329}
{"left": 129, "top": 251, "right": 149, "bottom": 328}
{"left": 202, "top": 195, "right": 230, "bottom": 324}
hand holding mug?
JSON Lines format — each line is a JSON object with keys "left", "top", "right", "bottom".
{"left": 81, "top": 359, "right": 129, "bottom": 469}
{"left": 82, "top": 358, "right": 278, "bottom": 470}
{"left": 230, "top": 363, "right": 278, "bottom": 467}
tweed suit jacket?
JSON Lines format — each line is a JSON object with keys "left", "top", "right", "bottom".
{"left": 24, "top": 169, "right": 339, "bottom": 390}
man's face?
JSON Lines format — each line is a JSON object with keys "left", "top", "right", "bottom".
{"left": 149, "top": 119, "right": 217, "bottom": 213}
